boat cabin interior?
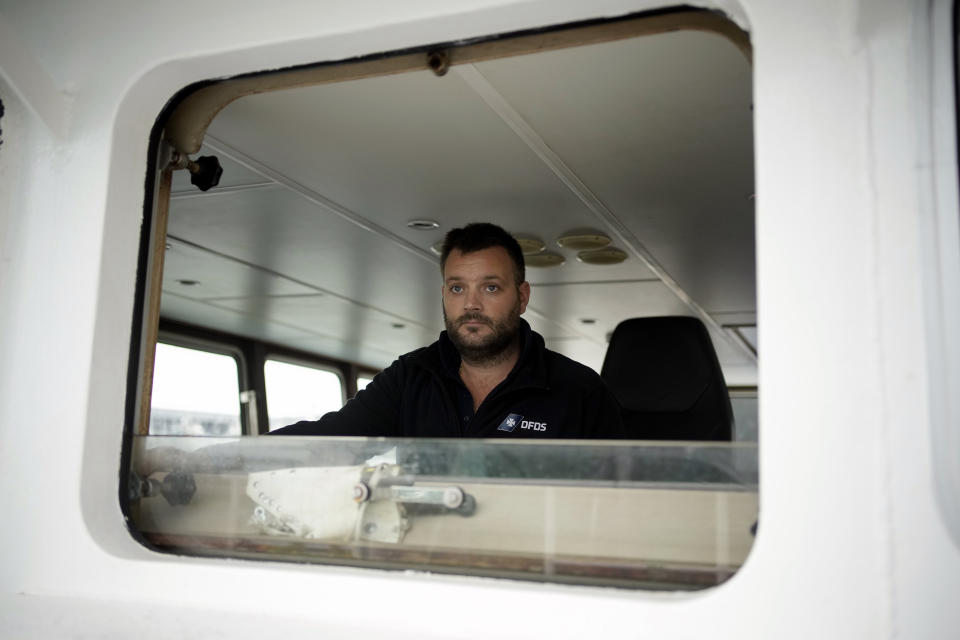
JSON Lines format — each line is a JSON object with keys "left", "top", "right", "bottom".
{"left": 147, "top": 9, "right": 758, "bottom": 441}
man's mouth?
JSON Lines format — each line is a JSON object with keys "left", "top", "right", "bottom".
{"left": 458, "top": 316, "right": 490, "bottom": 328}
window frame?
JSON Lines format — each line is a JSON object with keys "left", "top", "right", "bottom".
{"left": 122, "top": 6, "right": 758, "bottom": 589}
{"left": 926, "top": 0, "right": 960, "bottom": 547}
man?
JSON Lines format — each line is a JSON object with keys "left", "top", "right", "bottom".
{"left": 275, "top": 222, "right": 623, "bottom": 438}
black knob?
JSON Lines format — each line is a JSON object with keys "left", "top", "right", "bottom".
{"left": 160, "top": 470, "right": 197, "bottom": 506}
{"left": 456, "top": 493, "right": 476, "bottom": 517}
{"left": 189, "top": 155, "right": 223, "bottom": 192}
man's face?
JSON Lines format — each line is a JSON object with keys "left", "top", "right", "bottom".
{"left": 442, "top": 246, "right": 530, "bottom": 364}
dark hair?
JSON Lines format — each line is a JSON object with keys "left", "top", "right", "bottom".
{"left": 440, "top": 222, "right": 526, "bottom": 284}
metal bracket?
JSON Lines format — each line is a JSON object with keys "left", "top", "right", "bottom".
{"left": 354, "top": 463, "right": 476, "bottom": 516}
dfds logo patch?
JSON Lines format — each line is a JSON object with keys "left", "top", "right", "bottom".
{"left": 497, "top": 413, "right": 523, "bottom": 432}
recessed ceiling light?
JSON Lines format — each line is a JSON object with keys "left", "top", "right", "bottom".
{"left": 576, "top": 247, "right": 628, "bottom": 265}
{"left": 407, "top": 219, "right": 440, "bottom": 230}
{"left": 580, "top": 318, "right": 597, "bottom": 325}
{"left": 526, "top": 252, "right": 565, "bottom": 268}
{"left": 391, "top": 323, "right": 406, "bottom": 329}
{"left": 556, "top": 230, "right": 611, "bottom": 250}
{"left": 513, "top": 235, "right": 546, "bottom": 255}
{"left": 176, "top": 279, "right": 200, "bottom": 286}
{"left": 430, "top": 241, "right": 444, "bottom": 256}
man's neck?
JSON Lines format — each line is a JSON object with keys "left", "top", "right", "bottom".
{"left": 458, "top": 339, "right": 520, "bottom": 411}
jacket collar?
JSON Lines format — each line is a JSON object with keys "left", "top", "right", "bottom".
{"left": 416, "top": 318, "right": 549, "bottom": 390}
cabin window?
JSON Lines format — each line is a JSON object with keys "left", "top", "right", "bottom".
{"left": 149, "top": 342, "right": 242, "bottom": 436}
{"left": 729, "top": 390, "right": 758, "bottom": 442}
{"left": 264, "top": 358, "right": 344, "bottom": 430}
{"left": 128, "top": 8, "right": 758, "bottom": 591}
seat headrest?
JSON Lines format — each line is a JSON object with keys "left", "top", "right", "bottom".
{"left": 600, "top": 316, "right": 725, "bottom": 413}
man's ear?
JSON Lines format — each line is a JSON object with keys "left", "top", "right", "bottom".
{"left": 518, "top": 281, "right": 531, "bottom": 314}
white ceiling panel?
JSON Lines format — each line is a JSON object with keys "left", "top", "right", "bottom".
{"left": 211, "top": 293, "right": 440, "bottom": 368}
{"left": 206, "top": 70, "right": 660, "bottom": 285}
{"left": 160, "top": 292, "right": 317, "bottom": 343}
{"left": 523, "top": 255, "right": 653, "bottom": 286}
{"left": 710, "top": 310, "right": 758, "bottom": 326}
{"left": 167, "top": 186, "right": 442, "bottom": 325}
{"left": 474, "top": 30, "right": 755, "bottom": 314}
{"left": 162, "top": 238, "right": 317, "bottom": 299}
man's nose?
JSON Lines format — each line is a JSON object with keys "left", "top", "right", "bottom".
{"left": 464, "top": 288, "right": 482, "bottom": 310}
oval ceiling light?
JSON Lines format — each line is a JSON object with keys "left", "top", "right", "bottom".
{"left": 526, "top": 252, "right": 565, "bottom": 268}
{"left": 430, "top": 241, "right": 444, "bottom": 256}
{"left": 577, "top": 247, "right": 628, "bottom": 265}
{"left": 513, "top": 235, "right": 546, "bottom": 255}
{"left": 407, "top": 219, "right": 440, "bottom": 230}
{"left": 556, "top": 229, "right": 611, "bottom": 251}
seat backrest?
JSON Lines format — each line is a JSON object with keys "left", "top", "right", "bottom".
{"left": 600, "top": 316, "right": 733, "bottom": 440}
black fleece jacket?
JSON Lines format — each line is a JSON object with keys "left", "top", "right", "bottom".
{"left": 274, "top": 319, "right": 623, "bottom": 439}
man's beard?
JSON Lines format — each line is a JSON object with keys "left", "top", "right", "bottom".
{"left": 443, "top": 301, "right": 521, "bottom": 366}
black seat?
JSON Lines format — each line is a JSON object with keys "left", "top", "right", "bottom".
{"left": 600, "top": 316, "right": 733, "bottom": 440}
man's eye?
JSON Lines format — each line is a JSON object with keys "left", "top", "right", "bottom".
{"left": 450, "top": 285, "right": 463, "bottom": 294}
{"left": 485, "top": 285, "right": 499, "bottom": 292}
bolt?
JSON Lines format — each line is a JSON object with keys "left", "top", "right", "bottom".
{"left": 427, "top": 50, "right": 450, "bottom": 76}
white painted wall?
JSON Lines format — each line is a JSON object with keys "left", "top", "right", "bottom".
{"left": 0, "top": 0, "right": 957, "bottom": 638}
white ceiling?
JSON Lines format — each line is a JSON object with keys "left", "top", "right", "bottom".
{"left": 163, "top": 27, "right": 757, "bottom": 384}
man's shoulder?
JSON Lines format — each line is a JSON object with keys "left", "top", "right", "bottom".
{"left": 399, "top": 342, "right": 438, "bottom": 367}
{"left": 541, "top": 347, "right": 606, "bottom": 389}
{"left": 386, "top": 341, "right": 444, "bottom": 380}
{"left": 366, "top": 343, "right": 433, "bottom": 375}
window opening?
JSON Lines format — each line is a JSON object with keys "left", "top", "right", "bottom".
{"left": 264, "top": 358, "right": 344, "bottom": 431}
{"left": 128, "top": 8, "right": 757, "bottom": 590}
{"left": 729, "top": 389, "right": 758, "bottom": 443}
{"left": 149, "top": 342, "right": 242, "bottom": 436}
